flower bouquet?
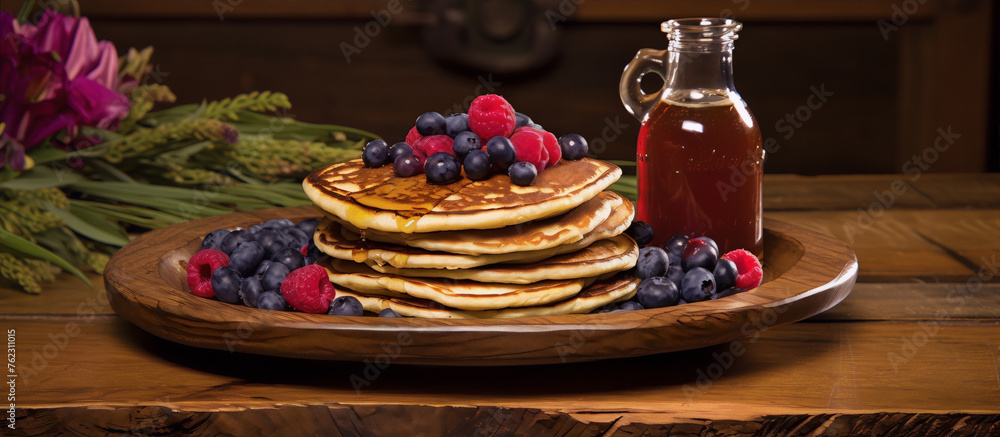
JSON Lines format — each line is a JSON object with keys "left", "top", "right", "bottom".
{"left": 0, "top": 6, "right": 378, "bottom": 293}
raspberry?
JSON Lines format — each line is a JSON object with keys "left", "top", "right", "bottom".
{"left": 411, "top": 135, "right": 454, "bottom": 163}
{"left": 721, "top": 249, "right": 763, "bottom": 289}
{"left": 280, "top": 265, "right": 337, "bottom": 313}
{"left": 468, "top": 94, "right": 516, "bottom": 140}
{"left": 529, "top": 127, "right": 562, "bottom": 168}
{"left": 405, "top": 126, "right": 422, "bottom": 146}
{"left": 509, "top": 127, "right": 549, "bottom": 172}
{"left": 186, "top": 249, "right": 230, "bottom": 298}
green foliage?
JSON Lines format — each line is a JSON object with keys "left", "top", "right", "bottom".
{"left": 5, "top": 78, "right": 378, "bottom": 293}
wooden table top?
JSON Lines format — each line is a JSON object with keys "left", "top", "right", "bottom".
{"left": 3, "top": 173, "right": 998, "bottom": 436}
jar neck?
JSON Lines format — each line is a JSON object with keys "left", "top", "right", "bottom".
{"left": 663, "top": 41, "right": 738, "bottom": 103}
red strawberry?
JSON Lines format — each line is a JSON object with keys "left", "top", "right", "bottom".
{"left": 721, "top": 249, "right": 763, "bottom": 289}
{"left": 412, "top": 135, "right": 454, "bottom": 163}
{"left": 405, "top": 126, "right": 422, "bottom": 146}
{"left": 186, "top": 249, "right": 229, "bottom": 298}
{"left": 519, "top": 126, "right": 561, "bottom": 168}
{"left": 281, "top": 265, "right": 337, "bottom": 313}
{"left": 509, "top": 127, "right": 549, "bottom": 172}
{"left": 468, "top": 94, "right": 516, "bottom": 140}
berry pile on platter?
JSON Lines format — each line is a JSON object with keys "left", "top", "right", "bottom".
{"left": 362, "top": 94, "right": 589, "bottom": 186}
{"left": 185, "top": 218, "right": 379, "bottom": 317}
{"left": 594, "top": 222, "right": 764, "bottom": 313}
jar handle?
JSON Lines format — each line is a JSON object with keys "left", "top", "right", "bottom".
{"left": 619, "top": 48, "right": 666, "bottom": 121}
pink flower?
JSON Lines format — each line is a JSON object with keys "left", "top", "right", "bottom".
{"left": 0, "top": 10, "right": 130, "bottom": 170}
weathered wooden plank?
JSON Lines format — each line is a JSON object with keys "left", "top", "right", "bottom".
{"left": 763, "top": 174, "right": 937, "bottom": 211}
{"left": 811, "top": 283, "right": 1000, "bottom": 322}
{"left": 4, "top": 318, "right": 997, "bottom": 416}
{"left": 767, "top": 209, "right": 999, "bottom": 282}
{"left": 0, "top": 273, "right": 110, "bottom": 316}
{"left": 8, "top": 408, "right": 998, "bottom": 437}
{"left": 763, "top": 174, "right": 999, "bottom": 211}
{"left": 911, "top": 173, "right": 1000, "bottom": 209}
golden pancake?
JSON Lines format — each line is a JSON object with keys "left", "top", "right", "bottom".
{"left": 324, "top": 261, "right": 598, "bottom": 310}
{"left": 357, "top": 235, "right": 638, "bottom": 284}
{"left": 314, "top": 199, "right": 635, "bottom": 270}
{"left": 331, "top": 191, "right": 626, "bottom": 256}
{"left": 335, "top": 275, "right": 640, "bottom": 319}
{"left": 303, "top": 157, "right": 621, "bottom": 233}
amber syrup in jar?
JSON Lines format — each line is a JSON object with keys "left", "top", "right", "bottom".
{"left": 637, "top": 96, "right": 763, "bottom": 255}
{"left": 621, "top": 18, "right": 763, "bottom": 256}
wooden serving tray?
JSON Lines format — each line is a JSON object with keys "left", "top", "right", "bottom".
{"left": 105, "top": 206, "right": 858, "bottom": 366}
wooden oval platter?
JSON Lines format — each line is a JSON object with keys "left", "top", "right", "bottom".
{"left": 105, "top": 206, "right": 858, "bottom": 366}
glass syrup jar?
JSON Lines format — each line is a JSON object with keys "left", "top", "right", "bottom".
{"left": 620, "top": 18, "right": 763, "bottom": 257}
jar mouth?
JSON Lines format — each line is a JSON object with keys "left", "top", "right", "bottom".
{"left": 661, "top": 18, "right": 742, "bottom": 41}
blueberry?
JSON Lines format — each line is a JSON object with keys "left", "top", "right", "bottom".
{"left": 711, "top": 287, "right": 748, "bottom": 300}
{"left": 211, "top": 266, "right": 243, "bottom": 304}
{"left": 635, "top": 246, "right": 669, "bottom": 279}
{"left": 378, "top": 308, "right": 402, "bottom": 318}
{"left": 636, "top": 276, "right": 680, "bottom": 309}
{"left": 626, "top": 221, "right": 654, "bottom": 246}
{"left": 463, "top": 149, "right": 492, "bottom": 181}
{"left": 255, "top": 260, "right": 273, "bottom": 279}
{"left": 201, "top": 229, "right": 230, "bottom": 251}
{"left": 230, "top": 241, "right": 265, "bottom": 276}
{"left": 445, "top": 113, "right": 470, "bottom": 137}
{"left": 257, "top": 291, "right": 288, "bottom": 311}
{"left": 295, "top": 218, "right": 320, "bottom": 237}
{"left": 247, "top": 224, "right": 263, "bottom": 237}
{"left": 394, "top": 154, "right": 423, "bottom": 178}
{"left": 220, "top": 229, "right": 251, "bottom": 255}
{"left": 271, "top": 247, "right": 305, "bottom": 271}
{"left": 388, "top": 142, "right": 413, "bottom": 162}
{"left": 362, "top": 139, "right": 390, "bottom": 168}
{"left": 694, "top": 236, "right": 719, "bottom": 254}
{"left": 452, "top": 131, "right": 481, "bottom": 159}
{"left": 415, "top": 111, "right": 447, "bottom": 136}
{"left": 260, "top": 219, "right": 294, "bottom": 230}
{"left": 680, "top": 267, "right": 716, "bottom": 303}
{"left": 664, "top": 234, "right": 690, "bottom": 257}
{"left": 328, "top": 296, "right": 364, "bottom": 316}
{"left": 681, "top": 239, "right": 719, "bottom": 272}
{"left": 425, "top": 152, "right": 462, "bottom": 185}
{"left": 261, "top": 262, "right": 290, "bottom": 291}
{"left": 486, "top": 136, "right": 517, "bottom": 171}
{"left": 527, "top": 123, "right": 544, "bottom": 130}
{"left": 713, "top": 258, "right": 738, "bottom": 292}
{"left": 514, "top": 112, "right": 532, "bottom": 129}
{"left": 667, "top": 252, "right": 682, "bottom": 268}
{"left": 240, "top": 276, "right": 264, "bottom": 307}
{"left": 255, "top": 229, "right": 287, "bottom": 258}
{"left": 508, "top": 161, "right": 537, "bottom": 186}
{"left": 618, "top": 300, "right": 645, "bottom": 311}
{"left": 284, "top": 227, "right": 310, "bottom": 250}
{"left": 666, "top": 264, "right": 685, "bottom": 289}
{"left": 558, "top": 133, "right": 589, "bottom": 161}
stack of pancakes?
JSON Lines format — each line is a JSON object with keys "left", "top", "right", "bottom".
{"left": 302, "top": 158, "right": 640, "bottom": 318}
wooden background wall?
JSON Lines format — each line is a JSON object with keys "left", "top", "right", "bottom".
{"left": 4, "top": 0, "right": 997, "bottom": 174}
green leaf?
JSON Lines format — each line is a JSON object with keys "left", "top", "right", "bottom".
{"left": 70, "top": 200, "right": 186, "bottom": 228}
{"left": 0, "top": 165, "right": 85, "bottom": 189}
{"left": 27, "top": 144, "right": 70, "bottom": 165}
{"left": 41, "top": 202, "right": 131, "bottom": 247}
{"left": 0, "top": 229, "right": 92, "bottom": 288}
